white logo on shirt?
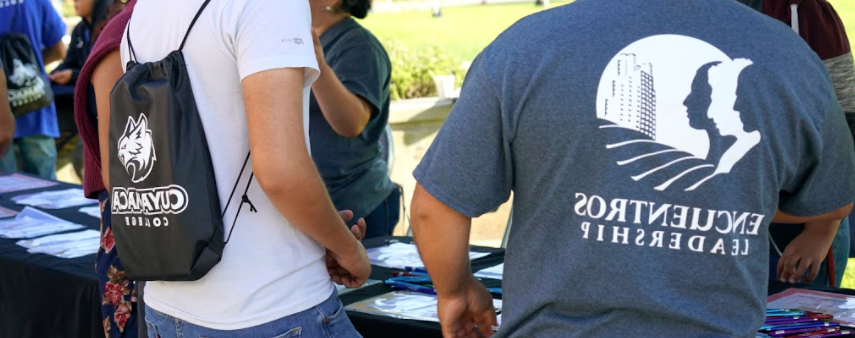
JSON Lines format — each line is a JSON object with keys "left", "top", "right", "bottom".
{"left": 596, "top": 35, "right": 761, "bottom": 192}
{"left": 118, "top": 114, "right": 157, "bottom": 183}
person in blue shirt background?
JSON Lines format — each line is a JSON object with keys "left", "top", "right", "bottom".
{"left": 0, "top": 0, "right": 67, "bottom": 180}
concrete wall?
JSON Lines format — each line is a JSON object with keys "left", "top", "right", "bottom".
{"left": 388, "top": 97, "right": 511, "bottom": 248}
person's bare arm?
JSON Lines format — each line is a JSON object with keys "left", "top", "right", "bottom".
{"left": 91, "top": 50, "right": 124, "bottom": 190}
{"left": 411, "top": 184, "right": 497, "bottom": 338}
{"left": 42, "top": 41, "right": 67, "bottom": 66}
{"left": 310, "top": 31, "right": 371, "bottom": 138}
{"left": 772, "top": 203, "right": 853, "bottom": 224}
{"left": 0, "top": 68, "right": 14, "bottom": 158}
{"left": 777, "top": 219, "right": 841, "bottom": 284}
{"left": 242, "top": 67, "right": 370, "bottom": 287}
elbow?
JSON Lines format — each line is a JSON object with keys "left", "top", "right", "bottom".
{"left": 410, "top": 186, "right": 432, "bottom": 233}
{"left": 254, "top": 165, "right": 288, "bottom": 198}
{"left": 333, "top": 124, "right": 364, "bottom": 139}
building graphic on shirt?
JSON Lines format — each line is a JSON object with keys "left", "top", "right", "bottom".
{"left": 596, "top": 35, "right": 761, "bottom": 192}
{"left": 604, "top": 54, "right": 657, "bottom": 140}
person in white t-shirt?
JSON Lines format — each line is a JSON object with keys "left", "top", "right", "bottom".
{"left": 98, "top": 0, "right": 371, "bottom": 336}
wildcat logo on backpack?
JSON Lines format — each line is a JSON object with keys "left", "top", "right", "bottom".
{"left": 7, "top": 58, "right": 47, "bottom": 107}
{"left": 111, "top": 114, "right": 189, "bottom": 226}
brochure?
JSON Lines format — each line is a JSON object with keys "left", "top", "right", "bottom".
{"left": 366, "top": 243, "right": 490, "bottom": 270}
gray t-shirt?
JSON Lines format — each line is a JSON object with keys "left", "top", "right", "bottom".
{"left": 310, "top": 18, "right": 394, "bottom": 219}
{"left": 413, "top": 0, "right": 855, "bottom": 336}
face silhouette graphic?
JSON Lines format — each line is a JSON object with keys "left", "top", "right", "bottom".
{"left": 685, "top": 62, "right": 719, "bottom": 131}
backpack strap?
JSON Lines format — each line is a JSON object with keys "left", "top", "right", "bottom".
{"left": 126, "top": 21, "right": 138, "bottom": 64}
{"left": 179, "top": 0, "right": 212, "bottom": 52}
{"left": 125, "top": 0, "right": 211, "bottom": 64}
{"left": 222, "top": 152, "right": 256, "bottom": 244}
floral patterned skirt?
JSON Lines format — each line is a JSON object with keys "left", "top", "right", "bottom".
{"left": 97, "top": 191, "right": 138, "bottom": 338}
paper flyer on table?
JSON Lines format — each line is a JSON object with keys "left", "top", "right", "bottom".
{"left": 0, "top": 173, "right": 58, "bottom": 193}
{"left": 767, "top": 288, "right": 855, "bottom": 325}
{"left": 79, "top": 206, "right": 101, "bottom": 218}
{"left": 12, "top": 188, "right": 97, "bottom": 209}
{"left": 0, "top": 206, "right": 18, "bottom": 219}
{"left": 366, "top": 243, "right": 490, "bottom": 270}
{"left": 17, "top": 229, "right": 100, "bottom": 259}
{"left": 346, "top": 291, "right": 502, "bottom": 323}
{"left": 475, "top": 263, "right": 504, "bottom": 280}
{"left": 0, "top": 207, "right": 85, "bottom": 239}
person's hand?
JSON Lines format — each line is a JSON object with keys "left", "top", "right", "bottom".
{"left": 49, "top": 69, "right": 73, "bottom": 85}
{"left": 326, "top": 210, "right": 370, "bottom": 288}
{"left": 311, "top": 29, "right": 326, "bottom": 73}
{"left": 777, "top": 221, "right": 839, "bottom": 284}
{"left": 437, "top": 277, "right": 497, "bottom": 338}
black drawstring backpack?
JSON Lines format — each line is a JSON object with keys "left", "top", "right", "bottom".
{"left": 109, "top": 0, "right": 255, "bottom": 281}
{"left": 1, "top": 21, "right": 54, "bottom": 116}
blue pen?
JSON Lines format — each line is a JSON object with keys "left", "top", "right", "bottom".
{"left": 487, "top": 288, "right": 502, "bottom": 295}
{"left": 762, "top": 322, "right": 838, "bottom": 331}
{"left": 390, "top": 283, "right": 437, "bottom": 295}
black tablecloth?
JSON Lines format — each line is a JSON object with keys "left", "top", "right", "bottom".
{"left": 0, "top": 180, "right": 503, "bottom": 338}
{"left": 0, "top": 180, "right": 104, "bottom": 338}
{"left": 1, "top": 179, "right": 851, "bottom": 338}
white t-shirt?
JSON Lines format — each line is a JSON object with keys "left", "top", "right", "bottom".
{"left": 121, "top": 0, "right": 332, "bottom": 330}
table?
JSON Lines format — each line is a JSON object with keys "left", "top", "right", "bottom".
{"left": 1, "top": 177, "right": 851, "bottom": 338}
{"left": 0, "top": 180, "right": 104, "bottom": 338}
{"left": 0, "top": 178, "right": 504, "bottom": 338}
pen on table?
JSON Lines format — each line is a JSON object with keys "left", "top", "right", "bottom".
{"left": 766, "top": 316, "right": 818, "bottom": 323}
{"left": 765, "top": 318, "right": 818, "bottom": 326}
{"left": 389, "top": 283, "right": 437, "bottom": 295}
{"left": 778, "top": 328, "right": 840, "bottom": 338}
{"left": 794, "top": 330, "right": 852, "bottom": 338}
{"left": 765, "top": 323, "right": 840, "bottom": 334}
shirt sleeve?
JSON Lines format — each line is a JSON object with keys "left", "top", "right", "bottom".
{"left": 779, "top": 101, "right": 855, "bottom": 217}
{"left": 330, "top": 43, "right": 389, "bottom": 120}
{"left": 413, "top": 53, "right": 513, "bottom": 218}
{"left": 39, "top": 0, "right": 66, "bottom": 48}
{"left": 233, "top": 0, "right": 318, "bottom": 85}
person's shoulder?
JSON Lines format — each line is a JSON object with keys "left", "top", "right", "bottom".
{"left": 335, "top": 20, "right": 389, "bottom": 56}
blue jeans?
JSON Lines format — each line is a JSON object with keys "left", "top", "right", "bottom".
{"left": 144, "top": 291, "right": 361, "bottom": 338}
{"left": 0, "top": 135, "right": 57, "bottom": 180}
{"left": 363, "top": 187, "right": 401, "bottom": 239}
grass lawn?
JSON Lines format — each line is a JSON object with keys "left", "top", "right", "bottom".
{"left": 359, "top": 2, "right": 569, "bottom": 61}
{"left": 362, "top": 0, "right": 855, "bottom": 62}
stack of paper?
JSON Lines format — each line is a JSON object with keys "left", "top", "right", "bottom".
{"left": 366, "top": 243, "right": 490, "bottom": 270}
{"left": 0, "top": 206, "right": 18, "bottom": 219}
{"left": 346, "top": 291, "right": 502, "bottom": 323}
{"left": 767, "top": 288, "right": 855, "bottom": 326}
{"left": 79, "top": 206, "right": 101, "bottom": 218}
{"left": 12, "top": 188, "right": 97, "bottom": 209}
{"left": 17, "top": 229, "right": 100, "bottom": 259}
{"left": 0, "top": 207, "right": 85, "bottom": 239}
{"left": 0, "top": 174, "right": 58, "bottom": 193}
{"left": 474, "top": 263, "right": 504, "bottom": 280}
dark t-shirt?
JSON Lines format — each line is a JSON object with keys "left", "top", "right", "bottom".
{"left": 310, "top": 18, "right": 394, "bottom": 219}
{"left": 414, "top": 0, "right": 855, "bottom": 336}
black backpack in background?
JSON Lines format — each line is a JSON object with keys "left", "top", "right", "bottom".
{"left": 109, "top": 0, "right": 254, "bottom": 281}
{"left": 0, "top": 33, "right": 54, "bottom": 116}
